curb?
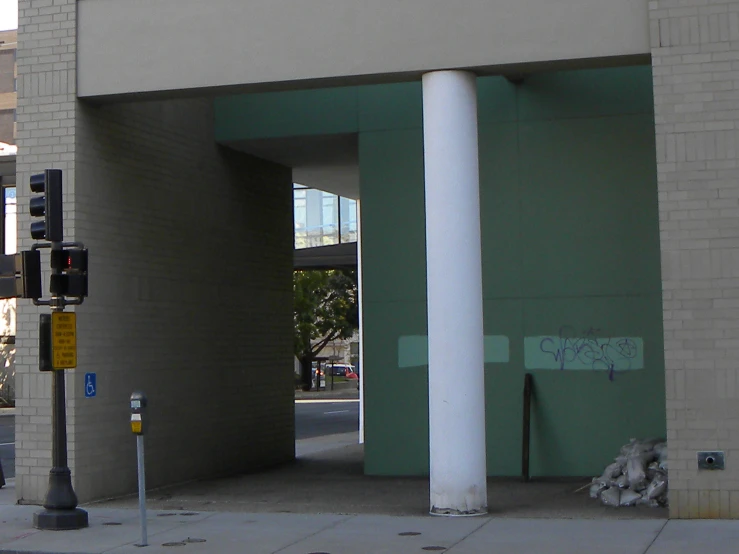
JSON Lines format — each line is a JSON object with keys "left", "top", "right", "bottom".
{"left": 294, "top": 383, "right": 359, "bottom": 401}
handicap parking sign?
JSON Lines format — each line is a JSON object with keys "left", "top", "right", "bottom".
{"left": 85, "top": 373, "right": 96, "bottom": 398}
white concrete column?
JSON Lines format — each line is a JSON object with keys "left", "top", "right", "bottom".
{"left": 422, "top": 70, "right": 487, "bottom": 516}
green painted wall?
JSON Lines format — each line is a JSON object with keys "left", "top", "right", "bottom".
{"left": 215, "top": 66, "right": 665, "bottom": 477}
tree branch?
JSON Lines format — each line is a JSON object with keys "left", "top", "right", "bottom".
{"left": 311, "top": 331, "right": 340, "bottom": 357}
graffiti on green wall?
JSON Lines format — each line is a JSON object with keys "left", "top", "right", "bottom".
{"left": 525, "top": 326, "right": 643, "bottom": 380}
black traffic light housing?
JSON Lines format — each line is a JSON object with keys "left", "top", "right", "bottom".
{"left": 30, "top": 169, "right": 63, "bottom": 242}
{"left": 0, "top": 251, "right": 42, "bottom": 299}
{"left": 50, "top": 248, "right": 88, "bottom": 297}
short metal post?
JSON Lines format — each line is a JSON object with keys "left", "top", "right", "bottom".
{"left": 522, "top": 373, "right": 533, "bottom": 482}
{"left": 136, "top": 435, "right": 147, "bottom": 547}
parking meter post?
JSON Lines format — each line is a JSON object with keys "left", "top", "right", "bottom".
{"left": 130, "top": 391, "right": 148, "bottom": 547}
{"left": 136, "top": 434, "right": 147, "bottom": 547}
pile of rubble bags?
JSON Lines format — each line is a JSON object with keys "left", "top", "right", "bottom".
{"left": 589, "top": 439, "right": 668, "bottom": 508}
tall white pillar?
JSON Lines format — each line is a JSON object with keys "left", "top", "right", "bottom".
{"left": 422, "top": 70, "right": 487, "bottom": 516}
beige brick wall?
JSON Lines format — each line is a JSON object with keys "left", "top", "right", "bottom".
{"left": 17, "top": 0, "right": 295, "bottom": 504}
{"left": 15, "top": 0, "right": 78, "bottom": 504}
{"left": 651, "top": 0, "right": 739, "bottom": 519}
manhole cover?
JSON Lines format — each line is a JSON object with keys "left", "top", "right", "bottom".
{"left": 422, "top": 547, "right": 447, "bottom": 551}
{"left": 185, "top": 538, "right": 207, "bottom": 543}
{"left": 179, "top": 512, "right": 200, "bottom": 516}
{"left": 399, "top": 532, "right": 421, "bottom": 536}
{"left": 157, "top": 513, "right": 177, "bottom": 517}
{"left": 162, "top": 542, "right": 186, "bottom": 547}
{"left": 103, "top": 522, "right": 122, "bottom": 526}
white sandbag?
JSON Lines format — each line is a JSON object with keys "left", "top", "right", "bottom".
{"left": 626, "top": 455, "right": 648, "bottom": 489}
{"left": 654, "top": 442, "right": 667, "bottom": 462}
{"left": 601, "top": 462, "right": 622, "bottom": 480}
{"left": 646, "top": 474, "right": 667, "bottom": 501}
{"left": 646, "top": 461, "right": 660, "bottom": 481}
{"left": 619, "top": 489, "right": 642, "bottom": 507}
{"left": 590, "top": 481, "right": 608, "bottom": 499}
{"left": 600, "top": 487, "right": 621, "bottom": 507}
{"left": 620, "top": 438, "right": 662, "bottom": 457}
{"left": 590, "top": 439, "right": 669, "bottom": 509}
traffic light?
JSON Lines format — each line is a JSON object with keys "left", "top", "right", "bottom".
{"left": 50, "top": 248, "right": 88, "bottom": 297}
{"left": 0, "top": 251, "right": 42, "bottom": 299}
{"left": 30, "top": 169, "right": 63, "bottom": 242}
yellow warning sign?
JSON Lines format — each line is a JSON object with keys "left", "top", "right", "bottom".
{"left": 51, "top": 312, "right": 77, "bottom": 369}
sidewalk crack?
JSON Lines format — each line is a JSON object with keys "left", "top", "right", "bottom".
{"left": 270, "top": 515, "right": 355, "bottom": 554}
{"left": 441, "top": 516, "right": 493, "bottom": 553}
{"left": 642, "top": 519, "right": 668, "bottom": 554}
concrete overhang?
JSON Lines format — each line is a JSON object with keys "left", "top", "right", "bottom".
{"left": 224, "top": 134, "right": 359, "bottom": 199}
{"left": 77, "top": 0, "right": 650, "bottom": 101}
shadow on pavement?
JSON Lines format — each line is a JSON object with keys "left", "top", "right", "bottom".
{"left": 88, "top": 440, "right": 668, "bottom": 520}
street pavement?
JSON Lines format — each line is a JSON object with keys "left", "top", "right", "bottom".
{"left": 295, "top": 399, "right": 359, "bottom": 440}
{"left": 0, "top": 400, "right": 738, "bottom": 552}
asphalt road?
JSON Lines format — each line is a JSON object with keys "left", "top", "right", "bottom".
{"left": 295, "top": 400, "right": 359, "bottom": 440}
{"left": 0, "top": 402, "right": 359, "bottom": 481}
{"left": 0, "top": 415, "right": 12, "bottom": 480}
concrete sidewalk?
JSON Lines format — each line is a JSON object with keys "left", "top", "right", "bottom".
{"left": 0, "top": 434, "right": 736, "bottom": 553}
{"left": 1, "top": 501, "right": 739, "bottom": 554}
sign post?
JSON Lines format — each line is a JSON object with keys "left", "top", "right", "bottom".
{"left": 130, "top": 392, "right": 148, "bottom": 547}
{"left": 28, "top": 169, "right": 89, "bottom": 531}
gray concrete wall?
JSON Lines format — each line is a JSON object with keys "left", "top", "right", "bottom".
{"left": 16, "top": 0, "right": 295, "bottom": 504}
{"left": 77, "top": 0, "right": 650, "bottom": 99}
{"left": 651, "top": 0, "right": 739, "bottom": 519}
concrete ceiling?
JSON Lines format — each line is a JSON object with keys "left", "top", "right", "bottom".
{"left": 225, "top": 134, "right": 360, "bottom": 199}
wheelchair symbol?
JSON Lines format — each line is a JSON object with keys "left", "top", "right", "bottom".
{"left": 85, "top": 373, "right": 96, "bottom": 398}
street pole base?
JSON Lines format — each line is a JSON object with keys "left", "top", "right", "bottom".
{"left": 33, "top": 508, "right": 89, "bottom": 530}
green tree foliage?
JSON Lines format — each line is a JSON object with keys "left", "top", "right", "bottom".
{"left": 294, "top": 269, "right": 358, "bottom": 390}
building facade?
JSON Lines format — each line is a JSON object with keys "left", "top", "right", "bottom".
{"left": 12, "top": 0, "right": 739, "bottom": 518}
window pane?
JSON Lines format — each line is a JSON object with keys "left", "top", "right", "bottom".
{"left": 294, "top": 188, "right": 307, "bottom": 249}
{"left": 2, "top": 187, "right": 16, "bottom": 337}
{"left": 320, "top": 192, "right": 338, "bottom": 246}
{"left": 4, "top": 187, "right": 16, "bottom": 255}
{"left": 340, "top": 197, "right": 357, "bottom": 244}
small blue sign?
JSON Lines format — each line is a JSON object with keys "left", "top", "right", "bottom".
{"left": 85, "top": 373, "right": 96, "bottom": 398}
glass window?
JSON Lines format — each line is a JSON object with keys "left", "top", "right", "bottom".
{"left": 3, "top": 186, "right": 16, "bottom": 255}
{"left": 1, "top": 186, "right": 16, "bottom": 338}
{"left": 293, "top": 188, "right": 307, "bottom": 249}
{"left": 321, "top": 192, "right": 338, "bottom": 246}
{"left": 293, "top": 185, "right": 359, "bottom": 248}
{"left": 340, "top": 197, "right": 357, "bottom": 244}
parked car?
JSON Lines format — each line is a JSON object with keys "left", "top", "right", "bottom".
{"left": 329, "top": 364, "right": 355, "bottom": 377}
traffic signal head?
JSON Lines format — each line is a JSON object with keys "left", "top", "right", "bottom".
{"left": 29, "top": 169, "right": 63, "bottom": 242}
{"left": 50, "top": 248, "right": 88, "bottom": 298}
